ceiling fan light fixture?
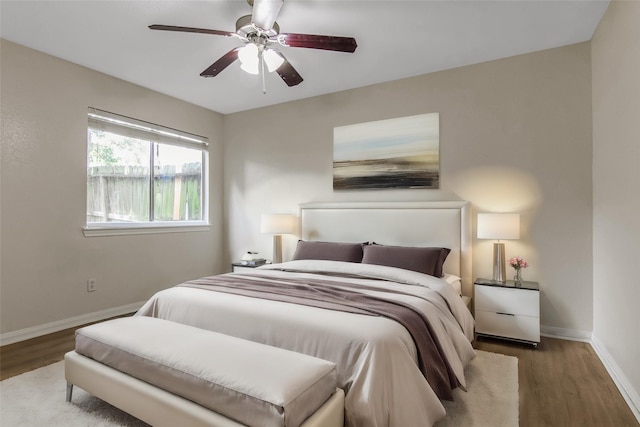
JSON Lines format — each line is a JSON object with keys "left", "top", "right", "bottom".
{"left": 238, "top": 43, "right": 258, "bottom": 64}
{"left": 264, "top": 48, "right": 284, "bottom": 72}
{"left": 240, "top": 62, "right": 259, "bottom": 75}
{"left": 238, "top": 43, "right": 260, "bottom": 74}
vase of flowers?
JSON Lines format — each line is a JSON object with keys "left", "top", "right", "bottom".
{"left": 508, "top": 256, "right": 529, "bottom": 285}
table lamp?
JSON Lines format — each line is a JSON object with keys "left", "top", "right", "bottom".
{"left": 261, "top": 214, "right": 295, "bottom": 264}
{"left": 477, "top": 213, "right": 520, "bottom": 282}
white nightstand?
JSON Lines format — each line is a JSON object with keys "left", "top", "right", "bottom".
{"left": 474, "top": 278, "right": 540, "bottom": 347}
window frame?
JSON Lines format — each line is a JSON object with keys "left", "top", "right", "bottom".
{"left": 84, "top": 108, "right": 210, "bottom": 237}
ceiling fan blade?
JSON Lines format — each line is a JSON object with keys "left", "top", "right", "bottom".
{"left": 278, "top": 33, "right": 357, "bottom": 53}
{"left": 251, "top": 0, "right": 283, "bottom": 31}
{"left": 149, "top": 25, "right": 234, "bottom": 37}
{"left": 275, "top": 54, "right": 303, "bottom": 87}
{"left": 200, "top": 48, "right": 241, "bottom": 77}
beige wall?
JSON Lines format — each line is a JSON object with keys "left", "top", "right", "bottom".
{"left": 592, "top": 0, "right": 640, "bottom": 412}
{"left": 0, "top": 37, "right": 597, "bottom": 340}
{"left": 224, "top": 42, "right": 594, "bottom": 335}
{"left": 0, "top": 40, "right": 224, "bottom": 335}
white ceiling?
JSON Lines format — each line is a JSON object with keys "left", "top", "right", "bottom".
{"left": 1, "top": 0, "right": 609, "bottom": 114}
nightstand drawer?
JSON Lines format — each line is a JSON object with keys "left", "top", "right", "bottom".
{"left": 475, "top": 285, "right": 539, "bottom": 317}
{"left": 475, "top": 310, "right": 540, "bottom": 343}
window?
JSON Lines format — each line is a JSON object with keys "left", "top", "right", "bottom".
{"left": 86, "top": 108, "right": 208, "bottom": 233}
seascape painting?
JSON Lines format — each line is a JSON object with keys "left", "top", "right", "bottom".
{"left": 333, "top": 113, "right": 440, "bottom": 190}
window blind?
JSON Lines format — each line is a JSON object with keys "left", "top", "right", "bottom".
{"left": 87, "top": 108, "right": 208, "bottom": 150}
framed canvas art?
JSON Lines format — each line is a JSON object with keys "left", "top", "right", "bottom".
{"left": 333, "top": 113, "right": 440, "bottom": 190}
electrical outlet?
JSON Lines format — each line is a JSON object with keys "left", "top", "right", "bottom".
{"left": 87, "top": 278, "right": 97, "bottom": 292}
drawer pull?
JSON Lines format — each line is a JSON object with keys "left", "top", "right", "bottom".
{"left": 496, "top": 312, "right": 515, "bottom": 316}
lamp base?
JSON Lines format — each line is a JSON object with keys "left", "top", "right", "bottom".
{"left": 272, "top": 235, "right": 283, "bottom": 264}
{"left": 493, "top": 242, "right": 507, "bottom": 282}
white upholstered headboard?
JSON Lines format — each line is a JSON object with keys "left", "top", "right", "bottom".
{"left": 299, "top": 201, "right": 472, "bottom": 296}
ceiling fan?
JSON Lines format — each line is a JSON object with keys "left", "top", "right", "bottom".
{"left": 149, "top": 0, "right": 357, "bottom": 91}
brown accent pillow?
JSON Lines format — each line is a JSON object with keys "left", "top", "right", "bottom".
{"left": 291, "top": 240, "right": 364, "bottom": 263}
{"left": 361, "top": 244, "right": 451, "bottom": 277}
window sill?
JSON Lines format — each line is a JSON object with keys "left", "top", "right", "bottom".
{"left": 83, "top": 222, "right": 211, "bottom": 237}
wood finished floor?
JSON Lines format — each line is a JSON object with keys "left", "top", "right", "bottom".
{"left": 1, "top": 323, "right": 638, "bottom": 427}
{"left": 475, "top": 336, "right": 638, "bottom": 427}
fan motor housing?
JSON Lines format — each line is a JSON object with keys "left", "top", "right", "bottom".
{"left": 236, "top": 14, "right": 280, "bottom": 38}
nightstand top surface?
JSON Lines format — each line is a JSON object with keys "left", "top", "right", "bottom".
{"left": 232, "top": 261, "right": 270, "bottom": 267}
{"left": 474, "top": 278, "right": 539, "bottom": 291}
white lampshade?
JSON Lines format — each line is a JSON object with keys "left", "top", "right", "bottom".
{"left": 263, "top": 49, "right": 284, "bottom": 72}
{"left": 477, "top": 213, "right": 520, "bottom": 240}
{"left": 261, "top": 214, "right": 295, "bottom": 235}
{"left": 478, "top": 212, "right": 520, "bottom": 282}
{"left": 261, "top": 213, "right": 295, "bottom": 264}
{"left": 240, "top": 62, "right": 259, "bottom": 75}
{"left": 238, "top": 43, "right": 259, "bottom": 75}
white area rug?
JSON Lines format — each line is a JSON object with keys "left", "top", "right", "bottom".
{"left": 1, "top": 350, "right": 518, "bottom": 426}
{"left": 436, "top": 350, "right": 519, "bottom": 427}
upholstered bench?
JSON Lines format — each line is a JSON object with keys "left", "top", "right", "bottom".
{"left": 65, "top": 317, "right": 344, "bottom": 427}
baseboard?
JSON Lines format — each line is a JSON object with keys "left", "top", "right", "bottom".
{"left": 591, "top": 334, "right": 640, "bottom": 424}
{"left": 540, "top": 324, "right": 592, "bottom": 342}
{"left": 0, "top": 301, "right": 146, "bottom": 346}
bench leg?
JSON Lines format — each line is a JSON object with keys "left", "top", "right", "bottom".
{"left": 66, "top": 383, "right": 73, "bottom": 402}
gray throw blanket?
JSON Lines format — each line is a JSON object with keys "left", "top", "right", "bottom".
{"left": 180, "top": 272, "right": 460, "bottom": 401}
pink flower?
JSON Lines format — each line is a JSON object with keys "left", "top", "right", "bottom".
{"left": 508, "top": 256, "right": 529, "bottom": 270}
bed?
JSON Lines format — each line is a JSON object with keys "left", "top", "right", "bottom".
{"left": 136, "top": 201, "right": 475, "bottom": 427}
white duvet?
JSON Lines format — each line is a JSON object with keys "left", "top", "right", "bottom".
{"left": 136, "top": 260, "right": 476, "bottom": 427}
